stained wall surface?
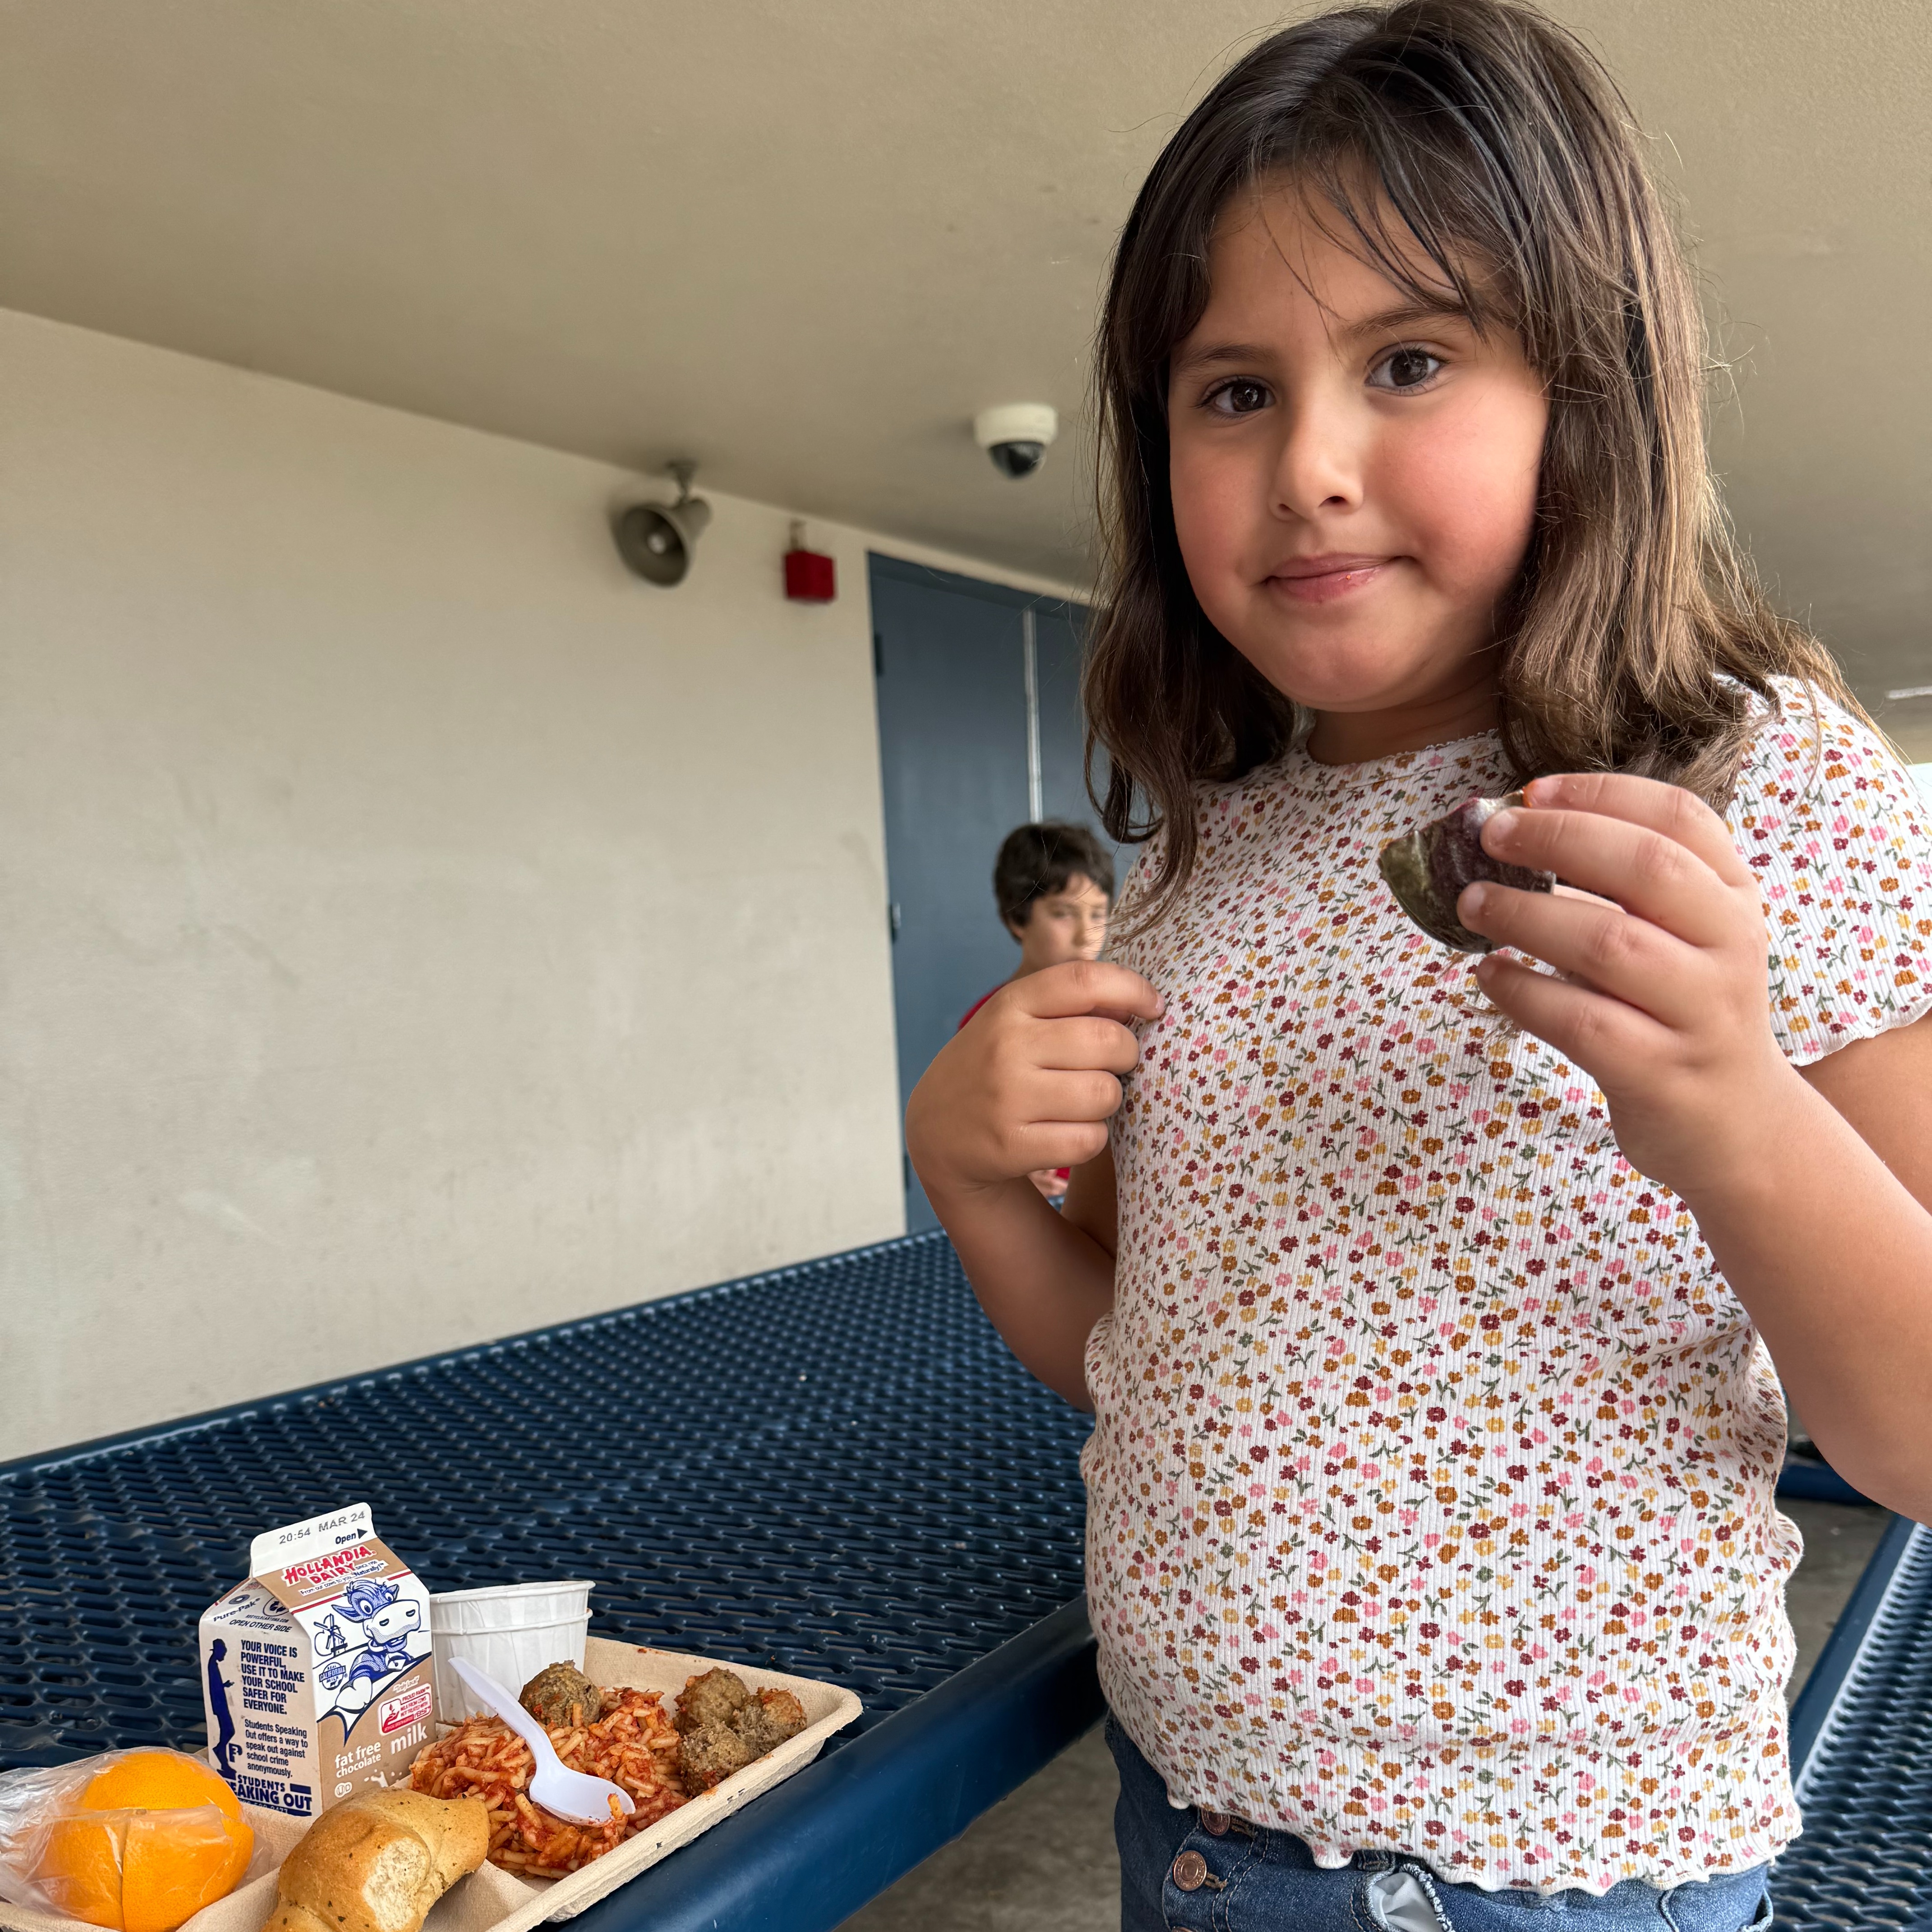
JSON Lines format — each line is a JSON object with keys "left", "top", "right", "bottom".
{"left": 0, "top": 308, "right": 1072, "bottom": 1463}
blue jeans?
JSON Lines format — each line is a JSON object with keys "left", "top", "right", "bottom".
{"left": 1107, "top": 1715, "right": 1773, "bottom": 1932}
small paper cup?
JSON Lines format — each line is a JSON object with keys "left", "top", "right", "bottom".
{"left": 429, "top": 1579, "right": 594, "bottom": 1721}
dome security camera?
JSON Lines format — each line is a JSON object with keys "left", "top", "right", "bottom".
{"left": 974, "top": 403, "right": 1058, "bottom": 479}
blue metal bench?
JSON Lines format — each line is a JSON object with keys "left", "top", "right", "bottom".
{"left": 1778, "top": 1513, "right": 1931, "bottom": 1930}
{"left": 0, "top": 1231, "right": 1920, "bottom": 1929}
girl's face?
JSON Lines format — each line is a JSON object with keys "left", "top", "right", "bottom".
{"left": 1166, "top": 182, "right": 1548, "bottom": 748}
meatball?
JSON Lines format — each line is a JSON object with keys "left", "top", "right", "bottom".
{"left": 678, "top": 1721, "right": 754, "bottom": 1794}
{"left": 676, "top": 1667, "right": 752, "bottom": 1735}
{"left": 519, "top": 1661, "right": 603, "bottom": 1729}
{"left": 733, "top": 1688, "right": 808, "bottom": 1756}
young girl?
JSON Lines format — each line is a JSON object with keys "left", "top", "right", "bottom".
{"left": 906, "top": 3, "right": 1932, "bottom": 1926}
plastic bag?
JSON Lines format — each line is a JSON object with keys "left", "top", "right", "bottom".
{"left": 0, "top": 1750, "right": 256, "bottom": 1932}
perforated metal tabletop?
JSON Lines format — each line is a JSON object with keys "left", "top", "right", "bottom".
{"left": 1, "top": 1232, "right": 1923, "bottom": 1929}
{"left": 1778, "top": 1514, "right": 1932, "bottom": 1931}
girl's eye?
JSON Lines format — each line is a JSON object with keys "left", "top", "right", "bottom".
{"left": 1370, "top": 346, "right": 1444, "bottom": 391}
{"left": 1205, "top": 378, "right": 1272, "bottom": 416}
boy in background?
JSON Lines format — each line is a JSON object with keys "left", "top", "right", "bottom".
{"left": 959, "top": 822, "right": 1115, "bottom": 1200}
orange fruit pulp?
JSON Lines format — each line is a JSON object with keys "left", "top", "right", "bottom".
{"left": 34, "top": 1752, "right": 253, "bottom": 1932}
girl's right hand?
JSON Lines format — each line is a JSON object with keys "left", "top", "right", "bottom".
{"left": 906, "top": 961, "right": 1162, "bottom": 1200}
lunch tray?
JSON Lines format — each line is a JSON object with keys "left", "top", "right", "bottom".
{"left": 0, "top": 1639, "right": 862, "bottom": 1932}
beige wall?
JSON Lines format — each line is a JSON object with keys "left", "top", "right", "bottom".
{"left": 0, "top": 308, "right": 1073, "bottom": 1463}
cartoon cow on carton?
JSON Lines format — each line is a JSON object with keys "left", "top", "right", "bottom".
{"left": 313, "top": 1578, "right": 427, "bottom": 1720}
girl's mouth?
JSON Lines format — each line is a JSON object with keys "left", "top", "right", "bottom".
{"left": 1266, "top": 555, "right": 1395, "bottom": 604}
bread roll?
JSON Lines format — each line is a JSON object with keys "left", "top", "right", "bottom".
{"left": 262, "top": 1789, "right": 488, "bottom": 1932}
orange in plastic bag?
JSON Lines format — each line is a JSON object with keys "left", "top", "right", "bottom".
{"left": 0, "top": 1750, "right": 253, "bottom": 1932}
{"left": 34, "top": 1816, "right": 124, "bottom": 1927}
{"left": 37, "top": 1815, "right": 126, "bottom": 1927}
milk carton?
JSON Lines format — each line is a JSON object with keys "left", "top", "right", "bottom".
{"left": 199, "top": 1503, "right": 436, "bottom": 1817}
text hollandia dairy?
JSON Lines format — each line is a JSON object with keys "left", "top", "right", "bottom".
{"left": 199, "top": 1503, "right": 436, "bottom": 1817}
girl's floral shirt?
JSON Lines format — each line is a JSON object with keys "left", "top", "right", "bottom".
{"left": 1086, "top": 686, "right": 1932, "bottom": 1895}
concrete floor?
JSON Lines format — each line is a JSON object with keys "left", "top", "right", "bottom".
{"left": 842, "top": 1499, "right": 1891, "bottom": 1932}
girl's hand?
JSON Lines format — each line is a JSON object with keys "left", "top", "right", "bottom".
{"left": 906, "top": 961, "right": 1161, "bottom": 1201}
{"left": 1455, "top": 772, "right": 1804, "bottom": 1198}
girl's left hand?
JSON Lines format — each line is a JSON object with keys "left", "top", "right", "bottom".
{"left": 1456, "top": 772, "right": 1804, "bottom": 1198}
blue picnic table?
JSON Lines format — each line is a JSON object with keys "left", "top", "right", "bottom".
{"left": 0, "top": 1231, "right": 1922, "bottom": 1930}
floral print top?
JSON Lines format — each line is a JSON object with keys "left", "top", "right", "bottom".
{"left": 1084, "top": 685, "right": 1932, "bottom": 1895}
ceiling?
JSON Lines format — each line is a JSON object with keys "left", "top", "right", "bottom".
{"left": 3, "top": 0, "right": 1928, "bottom": 726}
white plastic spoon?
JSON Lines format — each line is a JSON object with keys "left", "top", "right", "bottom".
{"left": 451, "top": 1657, "right": 636, "bottom": 1826}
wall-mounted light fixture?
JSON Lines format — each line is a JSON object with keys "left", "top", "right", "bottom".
{"left": 613, "top": 461, "right": 712, "bottom": 587}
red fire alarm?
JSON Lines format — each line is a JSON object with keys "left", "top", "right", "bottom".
{"left": 784, "top": 521, "right": 837, "bottom": 603}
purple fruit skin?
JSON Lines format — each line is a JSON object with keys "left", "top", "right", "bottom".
{"left": 1427, "top": 796, "right": 1550, "bottom": 913}
{"left": 1380, "top": 792, "right": 1554, "bottom": 952}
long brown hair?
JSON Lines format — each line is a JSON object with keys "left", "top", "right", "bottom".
{"left": 1085, "top": 0, "right": 1858, "bottom": 922}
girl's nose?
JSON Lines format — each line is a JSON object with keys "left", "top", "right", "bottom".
{"left": 1270, "top": 389, "right": 1364, "bottom": 520}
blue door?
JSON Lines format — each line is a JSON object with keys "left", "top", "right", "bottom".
{"left": 869, "top": 555, "right": 1108, "bottom": 1232}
